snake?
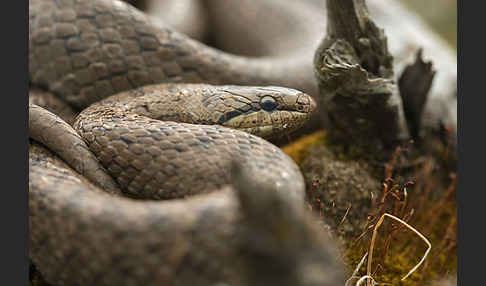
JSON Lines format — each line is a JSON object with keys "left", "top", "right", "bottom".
{"left": 29, "top": 0, "right": 347, "bottom": 285}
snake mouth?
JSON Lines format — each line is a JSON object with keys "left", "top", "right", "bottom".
{"left": 222, "top": 110, "right": 311, "bottom": 139}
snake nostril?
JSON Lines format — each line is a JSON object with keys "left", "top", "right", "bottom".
{"left": 295, "top": 93, "right": 315, "bottom": 113}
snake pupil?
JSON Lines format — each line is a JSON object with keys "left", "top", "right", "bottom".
{"left": 260, "top": 96, "right": 278, "bottom": 111}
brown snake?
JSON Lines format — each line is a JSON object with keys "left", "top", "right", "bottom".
{"left": 29, "top": 0, "right": 347, "bottom": 285}
{"left": 29, "top": 0, "right": 458, "bottom": 284}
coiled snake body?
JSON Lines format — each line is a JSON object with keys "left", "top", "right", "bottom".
{"left": 29, "top": 0, "right": 345, "bottom": 285}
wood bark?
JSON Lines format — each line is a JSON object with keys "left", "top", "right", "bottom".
{"left": 314, "top": 0, "right": 456, "bottom": 153}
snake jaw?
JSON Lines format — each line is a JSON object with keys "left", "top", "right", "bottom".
{"left": 223, "top": 109, "right": 312, "bottom": 139}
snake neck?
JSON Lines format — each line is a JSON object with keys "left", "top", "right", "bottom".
{"left": 71, "top": 93, "right": 307, "bottom": 200}
{"left": 78, "top": 83, "right": 316, "bottom": 140}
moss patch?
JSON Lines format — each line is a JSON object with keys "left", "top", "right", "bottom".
{"left": 301, "top": 145, "right": 378, "bottom": 240}
{"left": 281, "top": 130, "right": 327, "bottom": 165}
{"left": 284, "top": 129, "right": 457, "bottom": 285}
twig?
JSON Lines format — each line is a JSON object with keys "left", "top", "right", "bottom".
{"left": 338, "top": 204, "right": 353, "bottom": 228}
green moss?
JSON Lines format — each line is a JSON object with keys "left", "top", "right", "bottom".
{"left": 340, "top": 195, "right": 456, "bottom": 285}
{"left": 281, "top": 131, "right": 328, "bottom": 165}
{"left": 293, "top": 127, "right": 457, "bottom": 285}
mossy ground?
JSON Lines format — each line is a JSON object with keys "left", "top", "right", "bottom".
{"left": 283, "top": 130, "right": 457, "bottom": 285}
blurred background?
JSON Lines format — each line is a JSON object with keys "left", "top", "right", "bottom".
{"left": 399, "top": 0, "right": 457, "bottom": 50}
{"left": 128, "top": 0, "right": 457, "bottom": 50}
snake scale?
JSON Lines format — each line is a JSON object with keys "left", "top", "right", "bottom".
{"left": 29, "top": 0, "right": 346, "bottom": 285}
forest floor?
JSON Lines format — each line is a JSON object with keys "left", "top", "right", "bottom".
{"left": 283, "top": 2, "right": 457, "bottom": 283}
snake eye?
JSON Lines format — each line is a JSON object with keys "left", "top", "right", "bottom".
{"left": 260, "top": 96, "right": 278, "bottom": 111}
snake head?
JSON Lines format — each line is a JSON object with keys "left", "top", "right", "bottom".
{"left": 208, "top": 86, "right": 317, "bottom": 139}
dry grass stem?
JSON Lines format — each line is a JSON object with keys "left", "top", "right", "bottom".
{"left": 345, "top": 252, "right": 368, "bottom": 286}
{"left": 366, "top": 213, "right": 431, "bottom": 285}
